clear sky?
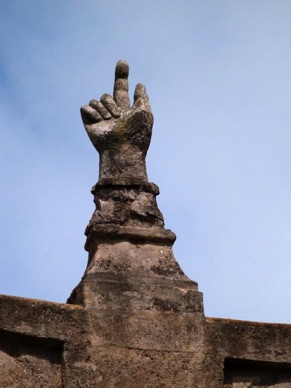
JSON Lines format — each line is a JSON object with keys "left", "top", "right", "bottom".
{"left": 1, "top": 1, "right": 290, "bottom": 323}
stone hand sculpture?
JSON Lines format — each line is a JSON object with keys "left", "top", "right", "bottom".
{"left": 81, "top": 60, "right": 153, "bottom": 185}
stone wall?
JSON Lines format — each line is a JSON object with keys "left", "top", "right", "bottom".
{"left": 1, "top": 295, "right": 290, "bottom": 387}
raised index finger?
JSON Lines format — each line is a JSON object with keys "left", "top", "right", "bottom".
{"left": 113, "top": 60, "right": 130, "bottom": 110}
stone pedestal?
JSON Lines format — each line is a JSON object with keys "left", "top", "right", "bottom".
{"left": 65, "top": 177, "right": 206, "bottom": 385}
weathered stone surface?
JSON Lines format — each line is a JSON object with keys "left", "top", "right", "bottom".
{"left": 81, "top": 60, "right": 153, "bottom": 186}
{"left": 1, "top": 60, "right": 291, "bottom": 387}
{"left": 205, "top": 318, "right": 291, "bottom": 387}
{"left": 84, "top": 183, "right": 164, "bottom": 241}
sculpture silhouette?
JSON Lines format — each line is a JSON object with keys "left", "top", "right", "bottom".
{"left": 81, "top": 60, "right": 153, "bottom": 185}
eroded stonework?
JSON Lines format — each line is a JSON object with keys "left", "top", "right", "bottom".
{"left": 0, "top": 60, "right": 290, "bottom": 387}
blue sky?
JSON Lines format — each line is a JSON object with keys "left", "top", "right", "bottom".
{"left": 1, "top": 1, "right": 290, "bottom": 323}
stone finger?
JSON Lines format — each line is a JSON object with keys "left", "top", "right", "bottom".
{"left": 100, "top": 93, "right": 121, "bottom": 118}
{"left": 80, "top": 105, "right": 102, "bottom": 125}
{"left": 134, "top": 83, "right": 149, "bottom": 102}
{"left": 89, "top": 99, "right": 111, "bottom": 120}
{"left": 113, "top": 60, "right": 130, "bottom": 110}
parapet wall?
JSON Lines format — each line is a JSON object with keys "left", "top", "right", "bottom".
{"left": 1, "top": 294, "right": 290, "bottom": 387}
